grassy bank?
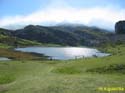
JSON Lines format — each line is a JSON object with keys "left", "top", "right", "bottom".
{"left": 0, "top": 44, "right": 125, "bottom": 93}
{"left": 0, "top": 48, "right": 48, "bottom": 60}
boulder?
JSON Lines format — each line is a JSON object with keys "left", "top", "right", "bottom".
{"left": 115, "top": 21, "right": 125, "bottom": 34}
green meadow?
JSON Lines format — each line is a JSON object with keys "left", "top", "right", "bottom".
{"left": 0, "top": 44, "right": 125, "bottom": 93}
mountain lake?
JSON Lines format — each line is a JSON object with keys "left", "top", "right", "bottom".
{"left": 15, "top": 47, "right": 110, "bottom": 60}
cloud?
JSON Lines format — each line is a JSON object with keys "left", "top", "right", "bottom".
{"left": 0, "top": 1, "right": 124, "bottom": 30}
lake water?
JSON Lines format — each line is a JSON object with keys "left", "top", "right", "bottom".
{"left": 0, "top": 57, "right": 11, "bottom": 61}
{"left": 15, "top": 47, "right": 110, "bottom": 60}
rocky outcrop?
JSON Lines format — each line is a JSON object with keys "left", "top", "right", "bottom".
{"left": 115, "top": 21, "right": 125, "bottom": 34}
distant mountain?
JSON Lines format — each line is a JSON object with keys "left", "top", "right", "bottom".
{"left": 14, "top": 25, "right": 79, "bottom": 46}
{"left": 11, "top": 24, "right": 110, "bottom": 46}
{"left": 0, "top": 28, "right": 42, "bottom": 47}
{"left": 0, "top": 24, "right": 114, "bottom": 46}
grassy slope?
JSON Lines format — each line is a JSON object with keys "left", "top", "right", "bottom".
{"left": 0, "top": 32, "right": 61, "bottom": 60}
{"left": 0, "top": 34, "right": 42, "bottom": 47}
{"left": 0, "top": 48, "right": 48, "bottom": 60}
{"left": 0, "top": 44, "right": 125, "bottom": 93}
{"left": 0, "top": 32, "right": 61, "bottom": 48}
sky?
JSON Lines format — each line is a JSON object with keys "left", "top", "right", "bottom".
{"left": 0, "top": 0, "right": 125, "bottom": 30}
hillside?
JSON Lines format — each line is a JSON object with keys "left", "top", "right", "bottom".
{"left": 0, "top": 28, "right": 43, "bottom": 48}
{"left": 1, "top": 24, "right": 125, "bottom": 47}
{"left": 0, "top": 28, "right": 50, "bottom": 60}
{"left": 13, "top": 24, "right": 111, "bottom": 46}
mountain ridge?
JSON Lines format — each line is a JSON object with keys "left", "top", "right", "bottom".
{"left": 0, "top": 24, "right": 113, "bottom": 46}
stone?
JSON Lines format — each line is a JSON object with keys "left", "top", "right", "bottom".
{"left": 115, "top": 21, "right": 125, "bottom": 34}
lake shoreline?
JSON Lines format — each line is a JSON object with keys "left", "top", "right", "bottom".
{"left": 15, "top": 46, "right": 110, "bottom": 60}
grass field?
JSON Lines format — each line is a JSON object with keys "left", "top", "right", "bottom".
{"left": 0, "top": 44, "right": 125, "bottom": 93}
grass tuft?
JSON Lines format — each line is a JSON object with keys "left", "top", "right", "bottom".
{"left": 0, "top": 74, "right": 15, "bottom": 84}
{"left": 86, "top": 64, "right": 125, "bottom": 74}
{"left": 53, "top": 66, "right": 82, "bottom": 74}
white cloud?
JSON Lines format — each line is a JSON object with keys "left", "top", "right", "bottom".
{"left": 0, "top": 6, "right": 124, "bottom": 30}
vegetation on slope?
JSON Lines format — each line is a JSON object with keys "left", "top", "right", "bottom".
{"left": 0, "top": 48, "right": 48, "bottom": 60}
{"left": 0, "top": 28, "right": 61, "bottom": 61}
{"left": 0, "top": 25, "right": 110, "bottom": 46}
{"left": 0, "top": 44, "right": 125, "bottom": 93}
{"left": 0, "top": 35, "right": 42, "bottom": 48}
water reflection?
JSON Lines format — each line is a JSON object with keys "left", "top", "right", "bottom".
{"left": 0, "top": 57, "right": 11, "bottom": 61}
{"left": 15, "top": 47, "right": 110, "bottom": 60}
